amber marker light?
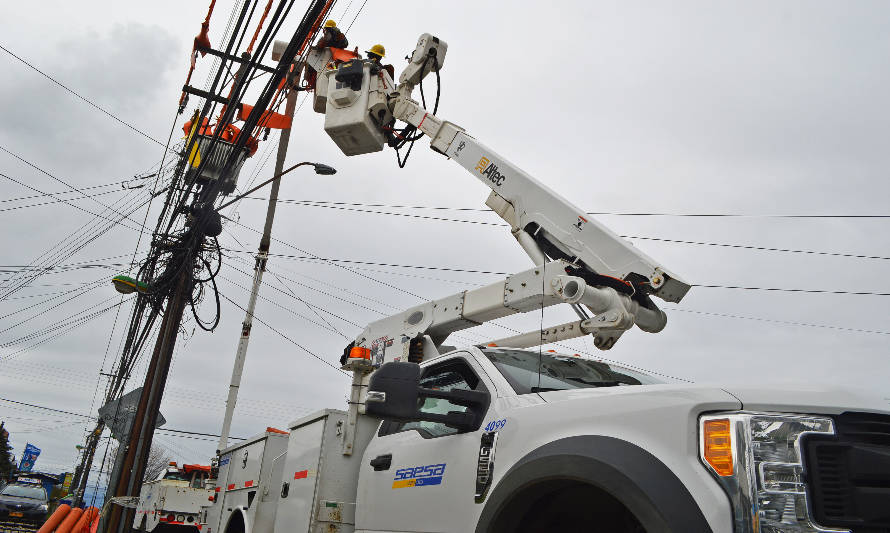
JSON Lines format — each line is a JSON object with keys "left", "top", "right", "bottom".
{"left": 703, "top": 418, "right": 734, "bottom": 476}
{"left": 349, "top": 346, "right": 371, "bottom": 360}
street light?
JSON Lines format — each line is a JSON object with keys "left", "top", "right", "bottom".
{"left": 215, "top": 161, "right": 336, "bottom": 211}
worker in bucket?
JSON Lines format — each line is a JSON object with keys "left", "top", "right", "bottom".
{"left": 365, "top": 43, "right": 385, "bottom": 65}
{"left": 365, "top": 43, "right": 394, "bottom": 78}
{"left": 318, "top": 19, "right": 348, "bottom": 49}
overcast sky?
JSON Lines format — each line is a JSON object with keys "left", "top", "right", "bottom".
{"left": 0, "top": 0, "right": 888, "bottom": 493}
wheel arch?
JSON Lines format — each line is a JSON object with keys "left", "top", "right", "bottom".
{"left": 475, "top": 435, "right": 713, "bottom": 533}
{"left": 223, "top": 507, "right": 251, "bottom": 533}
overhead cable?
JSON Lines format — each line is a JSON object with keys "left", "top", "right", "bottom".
{"left": 0, "top": 43, "right": 165, "bottom": 146}
{"left": 238, "top": 199, "right": 890, "bottom": 261}
{"left": 221, "top": 248, "right": 890, "bottom": 296}
{"left": 241, "top": 197, "right": 890, "bottom": 219}
{"left": 218, "top": 291, "right": 349, "bottom": 376}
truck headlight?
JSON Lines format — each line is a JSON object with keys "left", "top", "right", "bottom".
{"left": 39, "top": 504, "right": 48, "bottom": 512}
{"left": 699, "top": 412, "right": 848, "bottom": 533}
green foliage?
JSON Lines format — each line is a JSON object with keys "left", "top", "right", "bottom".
{"left": 0, "top": 422, "right": 14, "bottom": 481}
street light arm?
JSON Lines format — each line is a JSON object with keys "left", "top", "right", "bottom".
{"left": 215, "top": 161, "right": 335, "bottom": 211}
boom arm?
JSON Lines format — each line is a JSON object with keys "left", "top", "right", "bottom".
{"left": 392, "top": 97, "right": 689, "bottom": 303}
{"left": 312, "top": 32, "right": 690, "bottom": 359}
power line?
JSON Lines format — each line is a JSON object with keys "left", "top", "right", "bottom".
{"left": 344, "top": 0, "right": 368, "bottom": 33}
{"left": 218, "top": 291, "right": 349, "bottom": 376}
{"left": 0, "top": 188, "right": 125, "bottom": 214}
{"left": 218, "top": 271, "right": 351, "bottom": 337}
{"left": 0, "top": 278, "right": 106, "bottom": 320}
{"left": 0, "top": 177, "right": 149, "bottom": 204}
{"left": 241, "top": 197, "right": 890, "bottom": 219}
{"left": 222, "top": 257, "right": 890, "bottom": 338}
{"left": 221, "top": 248, "right": 890, "bottom": 297}
{"left": 0, "top": 298, "right": 128, "bottom": 362}
{"left": 622, "top": 235, "right": 890, "bottom": 261}
{"left": 0, "top": 281, "right": 103, "bottom": 334}
{"left": 241, "top": 199, "right": 890, "bottom": 261}
{"left": 693, "top": 284, "right": 890, "bottom": 297}
{"left": 0, "top": 145, "right": 147, "bottom": 226}
{"left": 666, "top": 307, "right": 890, "bottom": 336}
{"left": 231, "top": 220, "right": 425, "bottom": 299}
{"left": 0, "top": 185, "right": 152, "bottom": 300}
{"left": 0, "top": 398, "right": 245, "bottom": 440}
{"left": 0, "top": 172, "right": 145, "bottom": 233}
{"left": 0, "top": 43, "right": 165, "bottom": 146}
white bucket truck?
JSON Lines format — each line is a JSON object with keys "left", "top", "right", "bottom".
{"left": 198, "top": 33, "right": 890, "bottom": 533}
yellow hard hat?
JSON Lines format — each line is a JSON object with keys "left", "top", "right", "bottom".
{"left": 324, "top": 19, "right": 337, "bottom": 28}
{"left": 366, "top": 44, "right": 385, "bottom": 58}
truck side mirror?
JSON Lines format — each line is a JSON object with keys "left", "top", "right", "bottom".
{"left": 365, "top": 361, "right": 423, "bottom": 421}
{"left": 366, "top": 362, "right": 490, "bottom": 432}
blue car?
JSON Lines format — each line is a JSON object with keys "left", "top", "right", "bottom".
{"left": 0, "top": 483, "right": 49, "bottom": 522}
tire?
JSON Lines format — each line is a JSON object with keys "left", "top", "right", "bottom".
{"left": 511, "top": 482, "right": 644, "bottom": 533}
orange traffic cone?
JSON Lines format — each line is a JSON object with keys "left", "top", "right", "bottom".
{"left": 37, "top": 504, "right": 71, "bottom": 533}
{"left": 74, "top": 507, "right": 98, "bottom": 533}
{"left": 55, "top": 507, "right": 83, "bottom": 533}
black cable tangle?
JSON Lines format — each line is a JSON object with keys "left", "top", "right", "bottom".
{"left": 190, "top": 255, "right": 222, "bottom": 331}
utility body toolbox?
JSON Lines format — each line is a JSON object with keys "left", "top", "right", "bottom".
{"left": 272, "top": 409, "right": 377, "bottom": 533}
{"left": 202, "top": 428, "right": 288, "bottom": 533}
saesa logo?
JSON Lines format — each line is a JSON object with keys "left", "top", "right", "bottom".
{"left": 475, "top": 157, "right": 506, "bottom": 186}
{"left": 392, "top": 463, "right": 446, "bottom": 489}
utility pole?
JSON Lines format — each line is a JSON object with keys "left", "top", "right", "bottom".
{"left": 217, "top": 77, "right": 299, "bottom": 454}
{"left": 103, "top": 268, "right": 193, "bottom": 533}
{"left": 96, "top": 3, "right": 329, "bottom": 528}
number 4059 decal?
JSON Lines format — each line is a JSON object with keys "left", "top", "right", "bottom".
{"left": 484, "top": 419, "right": 506, "bottom": 432}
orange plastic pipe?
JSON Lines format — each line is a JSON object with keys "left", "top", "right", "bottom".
{"left": 74, "top": 507, "right": 98, "bottom": 533}
{"left": 37, "top": 504, "right": 71, "bottom": 533}
{"left": 55, "top": 507, "right": 83, "bottom": 533}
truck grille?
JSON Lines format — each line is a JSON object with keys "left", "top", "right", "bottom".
{"left": 803, "top": 412, "right": 890, "bottom": 532}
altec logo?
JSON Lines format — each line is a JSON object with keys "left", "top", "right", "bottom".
{"left": 475, "top": 157, "right": 506, "bottom": 186}
{"left": 392, "top": 463, "right": 446, "bottom": 489}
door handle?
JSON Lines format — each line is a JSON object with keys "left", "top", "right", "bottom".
{"left": 370, "top": 453, "right": 392, "bottom": 471}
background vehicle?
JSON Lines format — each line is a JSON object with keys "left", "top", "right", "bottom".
{"left": 0, "top": 482, "right": 48, "bottom": 523}
{"left": 133, "top": 463, "right": 211, "bottom": 531}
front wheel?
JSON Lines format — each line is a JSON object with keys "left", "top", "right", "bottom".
{"left": 495, "top": 481, "right": 646, "bottom": 533}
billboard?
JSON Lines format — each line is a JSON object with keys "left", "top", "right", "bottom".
{"left": 17, "top": 443, "right": 41, "bottom": 472}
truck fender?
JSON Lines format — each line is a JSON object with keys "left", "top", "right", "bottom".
{"left": 223, "top": 507, "right": 251, "bottom": 533}
{"left": 474, "top": 435, "right": 712, "bottom": 533}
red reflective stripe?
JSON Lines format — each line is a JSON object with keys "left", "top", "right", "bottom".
{"left": 227, "top": 483, "right": 235, "bottom": 490}
{"left": 244, "top": 480, "right": 254, "bottom": 487}
{"left": 294, "top": 470, "right": 308, "bottom": 479}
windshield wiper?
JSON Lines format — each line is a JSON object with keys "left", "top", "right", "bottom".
{"left": 530, "top": 386, "right": 566, "bottom": 393}
{"left": 565, "top": 377, "right": 623, "bottom": 387}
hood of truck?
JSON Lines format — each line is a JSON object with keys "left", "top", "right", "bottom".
{"left": 535, "top": 382, "right": 889, "bottom": 417}
{"left": 535, "top": 383, "right": 742, "bottom": 411}
{"left": 719, "top": 383, "right": 890, "bottom": 415}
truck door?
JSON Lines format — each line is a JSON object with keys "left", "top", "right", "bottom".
{"left": 357, "top": 353, "right": 497, "bottom": 532}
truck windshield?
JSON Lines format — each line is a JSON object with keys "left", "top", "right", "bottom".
{"left": 482, "top": 348, "right": 662, "bottom": 394}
